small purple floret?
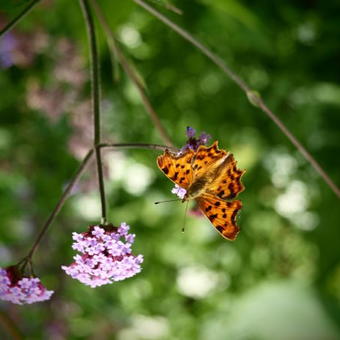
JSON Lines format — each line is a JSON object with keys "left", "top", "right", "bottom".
{"left": 0, "top": 268, "right": 54, "bottom": 305}
{"left": 186, "top": 126, "right": 196, "bottom": 138}
{"left": 198, "top": 132, "right": 211, "bottom": 145}
{"left": 171, "top": 184, "right": 187, "bottom": 199}
{"left": 62, "top": 223, "right": 143, "bottom": 287}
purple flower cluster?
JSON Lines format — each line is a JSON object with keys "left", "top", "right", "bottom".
{"left": 0, "top": 267, "right": 53, "bottom": 305}
{"left": 62, "top": 223, "right": 143, "bottom": 287}
{"left": 181, "top": 126, "right": 211, "bottom": 152}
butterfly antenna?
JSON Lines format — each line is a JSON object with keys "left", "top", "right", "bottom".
{"left": 182, "top": 200, "right": 189, "bottom": 233}
{"left": 154, "top": 198, "right": 182, "bottom": 204}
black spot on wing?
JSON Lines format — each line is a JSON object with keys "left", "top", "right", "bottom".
{"left": 209, "top": 214, "right": 218, "bottom": 221}
{"left": 216, "top": 226, "right": 224, "bottom": 233}
{"left": 231, "top": 209, "right": 238, "bottom": 223}
{"left": 171, "top": 171, "right": 179, "bottom": 181}
{"left": 217, "top": 190, "right": 225, "bottom": 198}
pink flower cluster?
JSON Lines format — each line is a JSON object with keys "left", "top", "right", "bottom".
{"left": 0, "top": 267, "right": 53, "bottom": 305}
{"left": 62, "top": 223, "right": 143, "bottom": 287}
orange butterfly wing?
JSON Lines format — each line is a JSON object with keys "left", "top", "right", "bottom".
{"left": 197, "top": 193, "right": 242, "bottom": 240}
{"left": 157, "top": 149, "right": 195, "bottom": 189}
{"left": 192, "top": 141, "right": 245, "bottom": 200}
{"left": 191, "top": 141, "right": 227, "bottom": 179}
{"left": 157, "top": 141, "right": 245, "bottom": 241}
{"left": 206, "top": 153, "right": 245, "bottom": 200}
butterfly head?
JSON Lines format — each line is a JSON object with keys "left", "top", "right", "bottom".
{"left": 182, "top": 191, "right": 189, "bottom": 203}
{"left": 182, "top": 190, "right": 195, "bottom": 203}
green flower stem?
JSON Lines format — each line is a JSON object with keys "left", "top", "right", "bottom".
{"left": 134, "top": 0, "right": 340, "bottom": 199}
{"left": 25, "top": 143, "right": 172, "bottom": 259}
{"left": 79, "top": 0, "right": 107, "bottom": 224}
{"left": 0, "top": 0, "right": 41, "bottom": 38}
{"left": 99, "top": 142, "right": 178, "bottom": 153}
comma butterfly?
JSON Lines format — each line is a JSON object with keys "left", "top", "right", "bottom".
{"left": 157, "top": 141, "right": 245, "bottom": 240}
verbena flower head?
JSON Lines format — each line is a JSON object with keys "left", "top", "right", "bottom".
{"left": 0, "top": 266, "right": 54, "bottom": 305}
{"left": 181, "top": 126, "right": 211, "bottom": 152}
{"left": 62, "top": 223, "right": 143, "bottom": 288}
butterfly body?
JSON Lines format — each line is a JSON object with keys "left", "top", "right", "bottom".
{"left": 184, "top": 177, "right": 208, "bottom": 201}
{"left": 157, "top": 141, "right": 245, "bottom": 240}
{"left": 183, "top": 153, "right": 230, "bottom": 200}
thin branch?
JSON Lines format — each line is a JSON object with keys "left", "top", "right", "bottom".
{"left": 133, "top": 0, "right": 249, "bottom": 92}
{"left": 27, "top": 149, "right": 94, "bottom": 259}
{"left": 255, "top": 97, "right": 340, "bottom": 198}
{"left": 0, "top": 311, "right": 23, "bottom": 340}
{"left": 91, "top": 0, "right": 174, "bottom": 147}
{"left": 149, "top": 0, "right": 183, "bottom": 15}
{"left": 79, "top": 0, "right": 107, "bottom": 224}
{"left": 0, "top": 0, "right": 41, "bottom": 38}
{"left": 99, "top": 142, "right": 178, "bottom": 153}
{"left": 133, "top": 0, "right": 340, "bottom": 198}
{"left": 25, "top": 143, "right": 171, "bottom": 258}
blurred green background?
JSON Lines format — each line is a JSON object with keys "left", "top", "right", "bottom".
{"left": 1, "top": 0, "right": 340, "bottom": 339}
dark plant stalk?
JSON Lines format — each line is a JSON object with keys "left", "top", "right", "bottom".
{"left": 0, "top": 0, "right": 41, "bottom": 37}
{"left": 25, "top": 143, "right": 171, "bottom": 259}
{"left": 133, "top": 0, "right": 340, "bottom": 199}
{"left": 99, "top": 142, "right": 177, "bottom": 153}
{"left": 0, "top": 311, "right": 23, "bottom": 340}
{"left": 79, "top": 0, "right": 107, "bottom": 224}
{"left": 133, "top": 0, "right": 249, "bottom": 92}
{"left": 149, "top": 0, "right": 183, "bottom": 15}
{"left": 27, "top": 149, "right": 94, "bottom": 259}
{"left": 91, "top": 0, "right": 174, "bottom": 147}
